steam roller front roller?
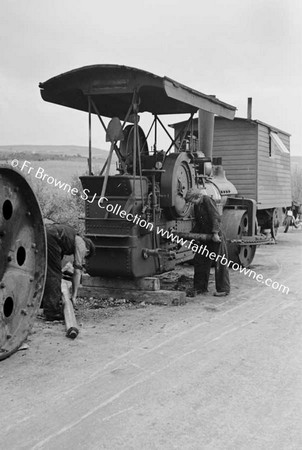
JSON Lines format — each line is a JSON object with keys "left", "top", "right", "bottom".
{"left": 0, "top": 165, "right": 46, "bottom": 360}
{"left": 222, "top": 209, "right": 256, "bottom": 267}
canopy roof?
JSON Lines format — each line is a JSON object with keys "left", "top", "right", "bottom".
{"left": 39, "top": 65, "right": 236, "bottom": 119}
{"left": 170, "top": 116, "right": 291, "bottom": 136}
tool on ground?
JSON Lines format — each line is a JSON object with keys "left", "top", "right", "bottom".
{"left": 61, "top": 279, "right": 79, "bottom": 339}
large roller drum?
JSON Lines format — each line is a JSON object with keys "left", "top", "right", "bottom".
{"left": 222, "top": 209, "right": 256, "bottom": 267}
{"left": 0, "top": 165, "right": 46, "bottom": 360}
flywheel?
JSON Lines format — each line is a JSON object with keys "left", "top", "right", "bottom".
{"left": 0, "top": 165, "right": 46, "bottom": 360}
{"left": 160, "top": 152, "right": 195, "bottom": 219}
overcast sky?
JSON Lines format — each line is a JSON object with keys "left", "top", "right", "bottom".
{"left": 1, "top": 0, "right": 301, "bottom": 155}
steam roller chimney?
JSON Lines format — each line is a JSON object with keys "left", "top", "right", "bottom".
{"left": 198, "top": 109, "right": 214, "bottom": 160}
{"left": 247, "top": 97, "right": 252, "bottom": 120}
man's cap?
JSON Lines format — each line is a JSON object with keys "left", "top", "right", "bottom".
{"left": 82, "top": 237, "right": 96, "bottom": 258}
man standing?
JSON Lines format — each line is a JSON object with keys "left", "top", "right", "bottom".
{"left": 185, "top": 188, "right": 230, "bottom": 297}
{"left": 42, "top": 223, "right": 95, "bottom": 320}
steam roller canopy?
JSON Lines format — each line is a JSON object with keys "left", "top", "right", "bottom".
{"left": 0, "top": 165, "right": 46, "bottom": 360}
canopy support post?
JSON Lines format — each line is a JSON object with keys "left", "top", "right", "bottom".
{"left": 88, "top": 96, "right": 92, "bottom": 175}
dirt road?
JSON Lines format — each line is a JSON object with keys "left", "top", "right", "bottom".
{"left": 1, "top": 229, "right": 302, "bottom": 449}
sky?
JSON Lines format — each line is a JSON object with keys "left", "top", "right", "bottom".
{"left": 1, "top": 0, "right": 301, "bottom": 155}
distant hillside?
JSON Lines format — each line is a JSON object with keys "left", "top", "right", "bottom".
{"left": 0, "top": 145, "right": 109, "bottom": 159}
{"left": 0, "top": 145, "right": 118, "bottom": 182}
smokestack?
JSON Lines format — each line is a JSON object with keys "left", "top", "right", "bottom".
{"left": 198, "top": 109, "right": 214, "bottom": 159}
{"left": 247, "top": 97, "right": 252, "bottom": 120}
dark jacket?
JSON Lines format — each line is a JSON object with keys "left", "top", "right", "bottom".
{"left": 192, "top": 196, "right": 221, "bottom": 234}
{"left": 45, "top": 224, "right": 77, "bottom": 256}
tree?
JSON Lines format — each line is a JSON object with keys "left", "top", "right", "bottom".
{"left": 291, "top": 166, "right": 302, "bottom": 204}
{"left": 30, "top": 173, "right": 86, "bottom": 233}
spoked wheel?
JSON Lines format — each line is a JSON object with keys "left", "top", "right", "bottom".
{"left": 270, "top": 208, "right": 279, "bottom": 239}
{"left": 222, "top": 210, "right": 256, "bottom": 267}
{"left": 0, "top": 165, "right": 46, "bottom": 360}
{"left": 284, "top": 217, "right": 291, "bottom": 233}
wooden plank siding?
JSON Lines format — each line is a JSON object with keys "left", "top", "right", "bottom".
{"left": 212, "top": 119, "right": 257, "bottom": 200}
{"left": 257, "top": 124, "right": 291, "bottom": 209}
{"left": 172, "top": 116, "right": 291, "bottom": 210}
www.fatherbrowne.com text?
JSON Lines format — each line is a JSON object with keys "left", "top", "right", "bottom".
{"left": 12, "top": 159, "right": 290, "bottom": 294}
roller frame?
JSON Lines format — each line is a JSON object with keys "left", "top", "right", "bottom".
{"left": 0, "top": 165, "right": 46, "bottom": 360}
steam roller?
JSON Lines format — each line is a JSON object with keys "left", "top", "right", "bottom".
{"left": 39, "top": 64, "right": 271, "bottom": 279}
{"left": 0, "top": 165, "right": 46, "bottom": 360}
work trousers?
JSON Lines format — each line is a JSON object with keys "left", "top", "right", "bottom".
{"left": 41, "top": 232, "right": 63, "bottom": 319}
{"left": 193, "top": 234, "right": 230, "bottom": 294}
